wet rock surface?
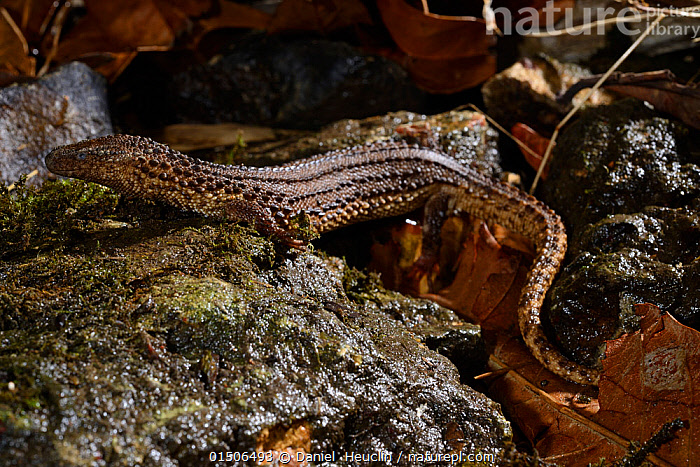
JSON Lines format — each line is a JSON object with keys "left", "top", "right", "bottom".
{"left": 169, "top": 35, "right": 424, "bottom": 130}
{"left": 0, "top": 62, "right": 113, "bottom": 186}
{"left": 541, "top": 99, "right": 700, "bottom": 366}
{"left": 0, "top": 111, "right": 511, "bottom": 466}
{"left": 0, "top": 221, "right": 509, "bottom": 466}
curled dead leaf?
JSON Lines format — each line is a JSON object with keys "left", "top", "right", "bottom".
{"left": 376, "top": 0, "right": 496, "bottom": 91}
{"left": 512, "top": 123, "right": 552, "bottom": 179}
{"left": 559, "top": 70, "right": 700, "bottom": 130}
{"left": 487, "top": 303, "right": 697, "bottom": 465}
{"left": 267, "top": 0, "right": 372, "bottom": 34}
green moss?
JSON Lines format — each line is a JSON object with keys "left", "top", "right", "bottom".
{"left": 197, "top": 223, "right": 277, "bottom": 270}
{"left": 341, "top": 265, "right": 384, "bottom": 303}
{"left": 0, "top": 178, "right": 119, "bottom": 258}
{"left": 153, "top": 403, "right": 206, "bottom": 426}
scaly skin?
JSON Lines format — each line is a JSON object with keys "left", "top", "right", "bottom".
{"left": 45, "top": 134, "right": 600, "bottom": 385}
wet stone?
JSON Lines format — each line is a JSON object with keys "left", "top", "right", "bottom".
{"left": 0, "top": 215, "right": 510, "bottom": 465}
{"left": 169, "top": 34, "right": 424, "bottom": 130}
{"left": 0, "top": 62, "right": 113, "bottom": 186}
{"left": 482, "top": 55, "right": 614, "bottom": 133}
{"left": 541, "top": 99, "right": 700, "bottom": 365}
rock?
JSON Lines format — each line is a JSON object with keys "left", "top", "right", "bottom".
{"left": 543, "top": 99, "right": 699, "bottom": 233}
{"left": 0, "top": 110, "right": 511, "bottom": 465}
{"left": 481, "top": 55, "right": 613, "bottom": 132}
{"left": 541, "top": 99, "right": 700, "bottom": 365}
{"left": 169, "top": 35, "right": 424, "bottom": 129}
{"left": 0, "top": 220, "right": 510, "bottom": 466}
{"left": 548, "top": 248, "right": 683, "bottom": 367}
{"left": 0, "top": 62, "right": 113, "bottom": 185}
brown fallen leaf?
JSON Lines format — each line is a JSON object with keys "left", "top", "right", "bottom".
{"left": 487, "top": 303, "right": 696, "bottom": 466}
{"left": 195, "top": 1, "right": 271, "bottom": 45}
{"left": 487, "top": 335, "right": 629, "bottom": 466}
{"left": 373, "top": 206, "right": 694, "bottom": 464}
{"left": 368, "top": 219, "right": 425, "bottom": 293}
{"left": 50, "top": 0, "right": 214, "bottom": 80}
{"left": 375, "top": 0, "right": 496, "bottom": 92}
{"left": 54, "top": 1, "right": 176, "bottom": 60}
{"left": 512, "top": 123, "right": 552, "bottom": 179}
{"left": 400, "top": 53, "right": 497, "bottom": 94}
{"left": 377, "top": 0, "right": 492, "bottom": 60}
{"left": 423, "top": 218, "right": 527, "bottom": 327}
{"left": 368, "top": 213, "right": 531, "bottom": 330}
{"left": 595, "top": 303, "right": 698, "bottom": 466}
{"left": 559, "top": 70, "right": 700, "bottom": 130}
{"left": 152, "top": 0, "right": 212, "bottom": 33}
{"left": 256, "top": 420, "right": 312, "bottom": 467}
{"left": 267, "top": 0, "right": 372, "bottom": 34}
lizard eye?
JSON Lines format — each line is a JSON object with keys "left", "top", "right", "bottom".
{"left": 77, "top": 152, "right": 87, "bottom": 160}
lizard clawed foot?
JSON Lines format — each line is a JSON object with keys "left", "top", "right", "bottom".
{"left": 279, "top": 236, "right": 308, "bottom": 251}
{"left": 477, "top": 220, "right": 500, "bottom": 250}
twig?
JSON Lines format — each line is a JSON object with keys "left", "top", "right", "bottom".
{"left": 37, "top": 2, "right": 70, "bottom": 77}
{"left": 628, "top": 0, "right": 700, "bottom": 18}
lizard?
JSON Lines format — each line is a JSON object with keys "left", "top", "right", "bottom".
{"left": 45, "top": 134, "right": 600, "bottom": 385}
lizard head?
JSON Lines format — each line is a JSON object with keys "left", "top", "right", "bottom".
{"left": 45, "top": 135, "right": 172, "bottom": 181}
{"left": 44, "top": 134, "right": 245, "bottom": 210}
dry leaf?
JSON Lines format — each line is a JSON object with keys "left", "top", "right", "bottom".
{"left": 559, "top": 70, "right": 700, "bottom": 130}
{"left": 487, "top": 336, "right": 627, "bottom": 466}
{"left": 424, "top": 218, "right": 524, "bottom": 325}
{"left": 152, "top": 0, "right": 211, "bottom": 33}
{"left": 401, "top": 54, "right": 497, "bottom": 94}
{"left": 196, "top": 1, "right": 271, "bottom": 43}
{"left": 376, "top": 0, "right": 491, "bottom": 60}
{"left": 382, "top": 213, "right": 695, "bottom": 465}
{"left": 487, "top": 303, "right": 696, "bottom": 465}
{"left": 595, "top": 304, "right": 698, "bottom": 465}
{"left": 512, "top": 123, "right": 552, "bottom": 179}
{"left": 375, "top": 0, "right": 496, "bottom": 92}
{"left": 256, "top": 420, "right": 312, "bottom": 467}
{"left": 267, "top": 0, "right": 372, "bottom": 34}
{"left": 368, "top": 219, "right": 424, "bottom": 292}
{"left": 368, "top": 213, "right": 531, "bottom": 329}
{"left": 54, "top": 0, "right": 179, "bottom": 64}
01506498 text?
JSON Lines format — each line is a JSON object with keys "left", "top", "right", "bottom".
{"left": 209, "top": 451, "right": 276, "bottom": 463}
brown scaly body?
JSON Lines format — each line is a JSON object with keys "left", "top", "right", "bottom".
{"left": 46, "top": 134, "right": 599, "bottom": 385}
